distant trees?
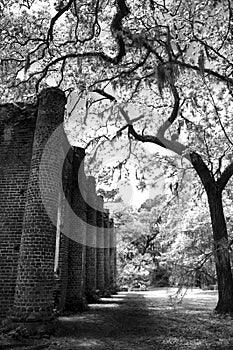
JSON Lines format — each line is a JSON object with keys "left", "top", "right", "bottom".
{"left": 115, "top": 169, "right": 233, "bottom": 294}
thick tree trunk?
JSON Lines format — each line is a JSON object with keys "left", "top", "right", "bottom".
{"left": 190, "top": 152, "right": 233, "bottom": 313}
{"left": 127, "top": 119, "right": 233, "bottom": 313}
{"left": 207, "top": 189, "right": 233, "bottom": 313}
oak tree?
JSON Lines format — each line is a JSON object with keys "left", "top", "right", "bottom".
{"left": 1, "top": 0, "right": 233, "bottom": 313}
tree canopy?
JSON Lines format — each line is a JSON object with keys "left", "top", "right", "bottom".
{"left": 2, "top": 0, "right": 233, "bottom": 183}
{"left": 2, "top": 0, "right": 233, "bottom": 313}
{"left": 1, "top": 0, "right": 233, "bottom": 99}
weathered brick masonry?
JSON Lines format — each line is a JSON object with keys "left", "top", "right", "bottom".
{"left": 0, "top": 103, "right": 37, "bottom": 317}
{"left": 0, "top": 88, "right": 116, "bottom": 320}
{"left": 65, "top": 147, "right": 87, "bottom": 311}
{"left": 85, "top": 177, "right": 97, "bottom": 301}
{"left": 96, "top": 196, "right": 105, "bottom": 294}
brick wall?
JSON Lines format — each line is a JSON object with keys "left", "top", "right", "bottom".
{"left": 65, "top": 147, "right": 87, "bottom": 311}
{"left": 109, "top": 218, "right": 117, "bottom": 293}
{"left": 85, "top": 176, "right": 97, "bottom": 301}
{"left": 104, "top": 210, "right": 111, "bottom": 294}
{"left": 12, "top": 88, "right": 67, "bottom": 321}
{"left": 0, "top": 104, "right": 37, "bottom": 317}
{"left": 53, "top": 148, "right": 73, "bottom": 312}
{"left": 0, "top": 88, "right": 117, "bottom": 320}
{"left": 96, "top": 196, "right": 105, "bottom": 294}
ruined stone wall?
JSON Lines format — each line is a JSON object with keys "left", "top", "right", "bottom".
{"left": 65, "top": 147, "right": 87, "bottom": 311}
{"left": 12, "top": 88, "right": 67, "bottom": 321}
{"left": 96, "top": 196, "right": 105, "bottom": 294}
{"left": 0, "top": 88, "right": 116, "bottom": 320}
{"left": 0, "top": 103, "right": 37, "bottom": 317}
{"left": 85, "top": 177, "right": 97, "bottom": 301}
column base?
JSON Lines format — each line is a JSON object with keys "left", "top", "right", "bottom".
{"left": 10, "top": 307, "right": 55, "bottom": 323}
{"left": 65, "top": 297, "right": 88, "bottom": 313}
{"left": 102, "top": 290, "right": 112, "bottom": 298}
{"left": 109, "top": 286, "right": 118, "bottom": 295}
{"left": 1, "top": 317, "right": 58, "bottom": 339}
{"left": 85, "top": 290, "right": 100, "bottom": 304}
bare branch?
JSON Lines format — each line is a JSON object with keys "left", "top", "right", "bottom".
{"left": 195, "top": 252, "right": 213, "bottom": 271}
{"left": 120, "top": 84, "right": 188, "bottom": 158}
{"left": 110, "top": 0, "right": 130, "bottom": 63}
{"left": 35, "top": 51, "right": 118, "bottom": 91}
{"left": 128, "top": 124, "right": 169, "bottom": 149}
{"left": 190, "top": 152, "right": 215, "bottom": 192}
{"left": 193, "top": 35, "right": 233, "bottom": 68}
{"left": 47, "top": 0, "right": 75, "bottom": 42}
{"left": 172, "top": 59, "right": 233, "bottom": 87}
{"left": 157, "top": 84, "right": 180, "bottom": 137}
{"left": 119, "top": 106, "right": 131, "bottom": 124}
{"left": 85, "top": 134, "right": 110, "bottom": 150}
{"left": 217, "top": 162, "right": 233, "bottom": 191}
{"left": 92, "top": 89, "right": 116, "bottom": 102}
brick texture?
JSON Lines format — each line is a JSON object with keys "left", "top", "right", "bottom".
{"left": 0, "top": 89, "right": 117, "bottom": 320}
{"left": 0, "top": 104, "right": 37, "bottom": 317}
{"left": 12, "top": 88, "right": 67, "bottom": 321}
{"left": 85, "top": 176, "right": 97, "bottom": 301}
{"left": 65, "top": 147, "right": 87, "bottom": 311}
{"left": 104, "top": 210, "right": 111, "bottom": 294}
{"left": 109, "top": 218, "right": 117, "bottom": 293}
{"left": 96, "top": 196, "right": 105, "bottom": 295}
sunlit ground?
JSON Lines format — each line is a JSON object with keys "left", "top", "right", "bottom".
{"left": 45, "top": 288, "right": 233, "bottom": 350}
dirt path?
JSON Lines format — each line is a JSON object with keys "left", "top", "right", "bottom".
{"left": 2, "top": 288, "right": 233, "bottom": 350}
{"left": 48, "top": 288, "right": 233, "bottom": 350}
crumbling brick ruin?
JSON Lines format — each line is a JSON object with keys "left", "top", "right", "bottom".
{"left": 0, "top": 87, "right": 117, "bottom": 321}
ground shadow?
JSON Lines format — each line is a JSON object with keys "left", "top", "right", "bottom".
{"left": 2, "top": 289, "right": 232, "bottom": 350}
{"left": 49, "top": 288, "right": 233, "bottom": 350}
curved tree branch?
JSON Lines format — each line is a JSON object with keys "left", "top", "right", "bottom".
{"left": 110, "top": 0, "right": 130, "bottom": 64}
{"left": 48, "top": 0, "right": 75, "bottom": 42}
{"left": 189, "top": 152, "right": 215, "bottom": 192}
{"left": 93, "top": 88, "right": 116, "bottom": 101}
{"left": 157, "top": 83, "right": 180, "bottom": 137}
{"left": 217, "top": 162, "right": 233, "bottom": 191}
{"left": 128, "top": 124, "right": 167, "bottom": 148}
{"left": 35, "top": 51, "right": 121, "bottom": 91}
{"left": 172, "top": 59, "right": 233, "bottom": 87}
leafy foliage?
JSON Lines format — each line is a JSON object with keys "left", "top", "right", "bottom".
{"left": 115, "top": 167, "right": 233, "bottom": 290}
{"left": 2, "top": 0, "right": 233, "bottom": 311}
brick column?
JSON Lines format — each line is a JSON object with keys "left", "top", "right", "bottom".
{"left": 85, "top": 176, "right": 97, "bottom": 302}
{"left": 104, "top": 210, "right": 111, "bottom": 295}
{"left": 53, "top": 149, "right": 73, "bottom": 313}
{"left": 109, "top": 218, "right": 117, "bottom": 293}
{"left": 13, "top": 88, "right": 67, "bottom": 321}
{"left": 54, "top": 232, "right": 69, "bottom": 312}
{"left": 96, "top": 196, "right": 105, "bottom": 295}
{"left": 0, "top": 103, "right": 36, "bottom": 317}
{"left": 65, "top": 147, "right": 87, "bottom": 311}
{"left": 114, "top": 226, "right": 117, "bottom": 291}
